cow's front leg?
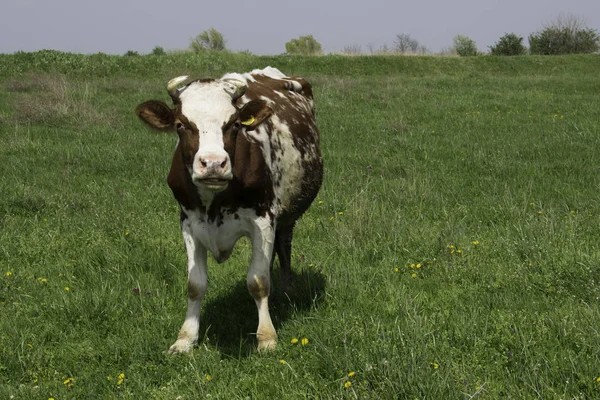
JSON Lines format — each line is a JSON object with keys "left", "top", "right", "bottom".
{"left": 248, "top": 217, "right": 277, "bottom": 351}
{"left": 168, "top": 220, "right": 208, "bottom": 354}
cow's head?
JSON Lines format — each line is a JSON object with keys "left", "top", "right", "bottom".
{"left": 136, "top": 76, "right": 272, "bottom": 192}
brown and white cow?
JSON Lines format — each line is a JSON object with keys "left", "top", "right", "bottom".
{"left": 136, "top": 67, "right": 323, "bottom": 353}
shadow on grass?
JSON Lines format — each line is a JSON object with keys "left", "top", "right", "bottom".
{"left": 198, "top": 267, "right": 326, "bottom": 358}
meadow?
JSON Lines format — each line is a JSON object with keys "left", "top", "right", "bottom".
{"left": 1, "top": 51, "right": 600, "bottom": 399}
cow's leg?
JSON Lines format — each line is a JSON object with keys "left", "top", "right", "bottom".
{"left": 168, "top": 220, "right": 208, "bottom": 354}
{"left": 274, "top": 225, "right": 294, "bottom": 295}
{"left": 248, "top": 218, "right": 277, "bottom": 351}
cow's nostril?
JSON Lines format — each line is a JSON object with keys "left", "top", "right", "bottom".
{"left": 220, "top": 160, "right": 227, "bottom": 169}
{"left": 200, "top": 160, "right": 208, "bottom": 167}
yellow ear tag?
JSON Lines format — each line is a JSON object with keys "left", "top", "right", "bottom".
{"left": 241, "top": 116, "right": 255, "bottom": 126}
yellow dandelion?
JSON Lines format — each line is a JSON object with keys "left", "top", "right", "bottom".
{"left": 107, "top": 376, "right": 112, "bottom": 381}
{"left": 38, "top": 277, "right": 48, "bottom": 283}
{"left": 348, "top": 371, "right": 355, "bottom": 377}
{"left": 125, "top": 231, "right": 129, "bottom": 236}
{"left": 329, "top": 216, "right": 334, "bottom": 221}
{"left": 472, "top": 241, "right": 480, "bottom": 245}
{"left": 448, "top": 244, "right": 455, "bottom": 249}
{"left": 411, "top": 273, "right": 417, "bottom": 279}
{"left": 64, "top": 287, "right": 70, "bottom": 291}
{"left": 456, "top": 249, "right": 463, "bottom": 254}
{"left": 49, "top": 398, "right": 55, "bottom": 400}
{"left": 430, "top": 362, "right": 439, "bottom": 369}
{"left": 291, "top": 337, "right": 299, "bottom": 344}
{"left": 279, "top": 359, "right": 286, "bottom": 364}
{"left": 596, "top": 376, "right": 600, "bottom": 383}
{"left": 301, "top": 338, "right": 309, "bottom": 346}
{"left": 344, "top": 381, "right": 352, "bottom": 388}
{"left": 318, "top": 200, "right": 323, "bottom": 204}
{"left": 537, "top": 211, "right": 542, "bottom": 215}
{"left": 63, "top": 377, "right": 74, "bottom": 387}
{"left": 394, "top": 267, "right": 399, "bottom": 273}
{"left": 410, "top": 263, "right": 415, "bottom": 269}
{"left": 205, "top": 375, "right": 212, "bottom": 381}
{"left": 338, "top": 211, "right": 344, "bottom": 215}
{"left": 117, "top": 373, "right": 125, "bottom": 385}
{"left": 5, "top": 271, "right": 13, "bottom": 277}
{"left": 416, "top": 263, "right": 421, "bottom": 269}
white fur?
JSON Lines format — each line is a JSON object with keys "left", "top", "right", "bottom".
{"left": 179, "top": 81, "right": 236, "bottom": 183}
{"left": 269, "top": 114, "right": 304, "bottom": 213}
{"left": 169, "top": 205, "right": 277, "bottom": 352}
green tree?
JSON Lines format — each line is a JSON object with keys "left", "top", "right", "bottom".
{"left": 489, "top": 33, "right": 527, "bottom": 56}
{"left": 151, "top": 46, "right": 166, "bottom": 56}
{"left": 453, "top": 35, "right": 479, "bottom": 56}
{"left": 529, "top": 15, "right": 599, "bottom": 55}
{"left": 190, "top": 28, "right": 226, "bottom": 52}
{"left": 285, "top": 35, "right": 323, "bottom": 55}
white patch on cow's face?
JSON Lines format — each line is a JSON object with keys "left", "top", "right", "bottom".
{"left": 179, "top": 81, "right": 236, "bottom": 192}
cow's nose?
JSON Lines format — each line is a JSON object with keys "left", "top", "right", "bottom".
{"left": 198, "top": 154, "right": 229, "bottom": 173}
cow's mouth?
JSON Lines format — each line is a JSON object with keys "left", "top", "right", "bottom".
{"left": 196, "top": 178, "right": 230, "bottom": 191}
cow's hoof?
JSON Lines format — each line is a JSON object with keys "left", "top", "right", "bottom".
{"left": 168, "top": 339, "right": 193, "bottom": 354}
{"left": 257, "top": 338, "right": 277, "bottom": 351}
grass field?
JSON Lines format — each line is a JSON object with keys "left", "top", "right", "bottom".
{"left": 1, "top": 51, "right": 600, "bottom": 399}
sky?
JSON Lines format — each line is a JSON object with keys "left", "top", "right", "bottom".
{"left": 1, "top": 0, "right": 598, "bottom": 55}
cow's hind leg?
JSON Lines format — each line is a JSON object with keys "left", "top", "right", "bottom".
{"left": 168, "top": 218, "right": 208, "bottom": 354}
{"left": 274, "top": 225, "right": 294, "bottom": 295}
{"left": 248, "top": 218, "right": 277, "bottom": 351}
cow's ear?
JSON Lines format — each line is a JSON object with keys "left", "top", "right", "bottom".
{"left": 136, "top": 100, "right": 175, "bottom": 131}
{"left": 238, "top": 100, "right": 272, "bottom": 131}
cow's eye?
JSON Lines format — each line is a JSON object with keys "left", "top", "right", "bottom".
{"left": 233, "top": 121, "right": 242, "bottom": 130}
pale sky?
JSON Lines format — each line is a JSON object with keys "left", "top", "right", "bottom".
{"left": 1, "top": 0, "right": 598, "bottom": 55}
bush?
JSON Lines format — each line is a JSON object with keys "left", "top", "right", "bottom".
{"left": 151, "top": 46, "right": 166, "bottom": 56}
{"left": 529, "top": 27, "right": 599, "bottom": 55}
{"left": 453, "top": 35, "right": 479, "bottom": 56}
{"left": 123, "top": 50, "right": 139, "bottom": 57}
{"left": 489, "top": 33, "right": 527, "bottom": 56}
{"left": 190, "top": 28, "right": 226, "bottom": 52}
{"left": 285, "top": 35, "right": 323, "bottom": 55}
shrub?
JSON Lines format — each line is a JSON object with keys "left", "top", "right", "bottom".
{"left": 529, "top": 14, "right": 599, "bottom": 55}
{"left": 453, "top": 35, "right": 479, "bottom": 56}
{"left": 529, "top": 27, "right": 599, "bottom": 55}
{"left": 285, "top": 35, "right": 323, "bottom": 55}
{"left": 190, "top": 28, "right": 226, "bottom": 52}
{"left": 123, "top": 50, "right": 139, "bottom": 57}
{"left": 489, "top": 33, "right": 527, "bottom": 56}
{"left": 151, "top": 46, "right": 166, "bottom": 56}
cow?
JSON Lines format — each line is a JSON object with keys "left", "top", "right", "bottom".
{"left": 135, "top": 67, "right": 323, "bottom": 353}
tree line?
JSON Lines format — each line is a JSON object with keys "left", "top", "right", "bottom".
{"left": 130, "top": 14, "right": 598, "bottom": 57}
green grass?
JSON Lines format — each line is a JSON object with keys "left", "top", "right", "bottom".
{"left": 1, "top": 52, "right": 600, "bottom": 399}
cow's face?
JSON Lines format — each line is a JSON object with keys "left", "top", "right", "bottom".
{"left": 136, "top": 77, "right": 271, "bottom": 192}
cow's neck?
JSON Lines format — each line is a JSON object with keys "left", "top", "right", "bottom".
{"left": 197, "top": 188, "right": 216, "bottom": 210}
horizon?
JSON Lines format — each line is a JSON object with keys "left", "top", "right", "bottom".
{"left": 1, "top": 0, "right": 598, "bottom": 56}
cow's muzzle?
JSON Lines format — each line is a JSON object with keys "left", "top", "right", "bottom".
{"left": 192, "top": 153, "right": 232, "bottom": 192}
{"left": 193, "top": 177, "right": 231, "bottom": 191}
